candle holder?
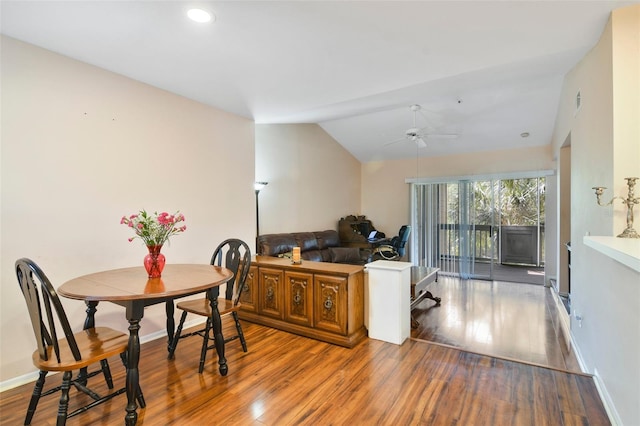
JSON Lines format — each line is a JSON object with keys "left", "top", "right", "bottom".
{"left": 291, "top": 246, "right": 302, "bottom": 264}
{"left": 593, "top": 177, "right": 639, "bottom": 238}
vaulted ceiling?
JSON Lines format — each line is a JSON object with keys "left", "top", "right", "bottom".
{"left": 2, "top": 1, "right": 636, "bottom": 162}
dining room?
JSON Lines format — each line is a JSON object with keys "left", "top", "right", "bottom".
{"left": 0, "top": 33, "right": 365, "bottom": 425}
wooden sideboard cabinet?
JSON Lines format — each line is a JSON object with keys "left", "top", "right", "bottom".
{"left": 238, "top": 256, "right": 366, "bottom": 348}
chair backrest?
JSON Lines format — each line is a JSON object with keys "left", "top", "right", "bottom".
{"left": 210, "top": 239, "right": 251, "bottom": 305}
{"left": 391, "top": 225, "right": 411, "bottom": 257}
{"left": 15, "top": 258, "right": 81, "bottom": 364}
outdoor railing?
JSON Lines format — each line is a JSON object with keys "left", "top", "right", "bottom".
{"left": 437, "top": 224, "right": 545, "bottom": 266}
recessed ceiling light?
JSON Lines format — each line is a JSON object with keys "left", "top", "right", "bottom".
{"left": 187, "top": 8, "right": 213, "bottom": 23}
{"left": 520, "top": 132, "right": 530, "bottom": 138}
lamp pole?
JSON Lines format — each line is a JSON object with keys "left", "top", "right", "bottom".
{"left": 254, "top": 182, "right": 268, "bottom": 253}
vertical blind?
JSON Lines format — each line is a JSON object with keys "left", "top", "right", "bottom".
{"left": 411, "top": 181, "right": 480, "bottom": 278}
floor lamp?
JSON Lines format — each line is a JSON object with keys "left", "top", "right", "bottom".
{"left": 254, "top": 182, "right": 268, "bottom": 253}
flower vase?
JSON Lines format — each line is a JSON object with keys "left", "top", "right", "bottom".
{"left": 144, "top": 245, "right": 166, "bottom": 278}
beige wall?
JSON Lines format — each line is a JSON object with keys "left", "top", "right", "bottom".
{"left": 361, "top": 145, "right": 555, "bottom": 236}
{"left": 255, "top": 124, "right": 361, "bottom": 236}
{"left": 0, "top": 37, "right": 255, "bottom": 384}
{"left": 550, "top": 5, "right": 640, "bottom": 424}
{"left": 612, "top": 5, "right": 640, "bottom": 192}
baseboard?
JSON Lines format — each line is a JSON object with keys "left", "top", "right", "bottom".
{"left": 547, "top": 276, "right": 557, "bottom": 289}
{"left": 592, "top": 368, "right": 623, "bottom": 425}
{"left": 569, "top": 329, "right": 587, "bottom": 373}
{"left": 0, "top": 317, "right": 206, "bottom": 393}
{"left": 551, "top": 287, "right": 571, "bottom": 351}
{"left": 569, "top": 332, "right": 621, "bottom": 425}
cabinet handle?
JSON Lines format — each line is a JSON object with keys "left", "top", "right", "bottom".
{"left": 266, "top": 287, "right": 274, "bottom": 300}
{"left": 323, "top": 297, "right": 333, "bottom": 310}
{"left": 293, "top": 292, "right": 302, "bottom": 305}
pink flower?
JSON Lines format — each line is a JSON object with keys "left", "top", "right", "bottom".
{"left": 121, "top": 209, "right": 187, "bottom": 246}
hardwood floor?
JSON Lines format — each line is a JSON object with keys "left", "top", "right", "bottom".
{"left": 411, "top": 276, "right": 581, "bottom": 372}
{"left": 0, "top": 316, "right": 608, "bottom": 425}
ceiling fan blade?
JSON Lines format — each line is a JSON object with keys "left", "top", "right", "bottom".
{"left": 423, "top": 133, "right": 458, "bottom": 139}
{"left": 417, "top": 108, "right": 445, "bottom": 129}
{"left": 383, "top": 136, "right": 407, "bottom": 147}
{"left": 416, "top": 138, "right": 427, "bottom": 148}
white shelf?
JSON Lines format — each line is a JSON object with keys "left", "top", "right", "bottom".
{"left": 583, "top": 236, "right": 640, "bottom": 272}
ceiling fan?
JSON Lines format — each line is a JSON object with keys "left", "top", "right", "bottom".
{"left": 384, "top": 104, "right": 458, "bottom": 148}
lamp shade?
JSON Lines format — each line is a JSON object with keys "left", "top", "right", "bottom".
{"left": 254, "top": 182, "right": 268, "bottom": 192}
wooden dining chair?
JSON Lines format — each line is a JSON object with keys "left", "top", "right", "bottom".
{"left": 168, "top": 239, "right": 251, "bottom": 373}
{"left": 15, "top": 258, "right": 144, "bottom": 425}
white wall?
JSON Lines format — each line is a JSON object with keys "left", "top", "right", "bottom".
{"left": 0, "top": 37, "right": 255, "bottom": 384}
{"left": 255, "top": 124, "right": 361, "bottom": 236}
{"left": 550, "top": 5, "right": 640, "bottom": 424}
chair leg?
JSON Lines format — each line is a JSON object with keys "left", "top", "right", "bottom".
{"left": 232, "top": 312, "right": 248, "bottom": 352}
{"left": 198, "top": 319, "right": 212, "bottom": 374}
{"left": 76, "top": 367, "right": 88, "bottom": 386}
{"left": 24, "top": 370, "right": 47, "bottom": 425}
{"left": 136, "top": 384, "right": 146, "bottom": 409}
{"left": 100, "top": 359, "right": 114, "bottom": 389}
{"left": 168, "top": 311, "right": 188, "bottom": 360}
{"left": 56, "top": 371, "right": 72, "bottom": 426}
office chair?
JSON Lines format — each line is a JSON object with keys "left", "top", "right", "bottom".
{"left": 372, "top": 225, "right": 411, "bottom": 260}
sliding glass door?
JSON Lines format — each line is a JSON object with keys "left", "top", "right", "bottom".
{"left": 410, "top": 176, "right": 544, "bottom": 281}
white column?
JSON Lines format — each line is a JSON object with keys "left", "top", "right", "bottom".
{"left": 365, "top": 260, "right": 412, "bottom": 345}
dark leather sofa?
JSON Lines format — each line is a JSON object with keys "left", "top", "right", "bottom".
{"left": 256, "top": 230, "right": 365, "bottom": 265}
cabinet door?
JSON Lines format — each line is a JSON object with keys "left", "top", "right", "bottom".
{"left": 238, "top": 265, "right": 258, "bottom": 313}
{"left": 284, "top": 271, "right": 313, "bottom": 327}
{"left": 314, "top": 274, "right": 347, "bottom": 335}
{"left": 258, "top": 267, "right": 284, "bottom": 319}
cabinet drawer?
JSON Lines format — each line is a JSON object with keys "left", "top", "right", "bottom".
{"left": 258, "top": 267, "right": 284, "bottom": 319}
{"left": 314, "top": 274, "right": 347, "bottom": 335}
{"left": 284, "top": 271, "right": 314, "bottom": 327}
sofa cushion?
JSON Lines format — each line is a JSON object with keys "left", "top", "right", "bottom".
{"left": 302, "top": 249, "right": 324, "bottom": 262}
{"left": 292, "top": 232, "right": 319, "bottom": 252}
{"left": 329, "top": 247, "right": 361, "bottom": 264}
{"left": 258, "top": 234, "right": 297, "bottom": 256}
{"left": 314, "top": 230, "right": 340, "bottom": 249}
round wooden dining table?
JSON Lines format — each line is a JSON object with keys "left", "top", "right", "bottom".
{"left": 58, "top": 264, "right": 234, "bottom": 426}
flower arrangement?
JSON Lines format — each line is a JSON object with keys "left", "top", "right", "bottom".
{"left": 120, "top": 210, "right": 186, "bottom": 247}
